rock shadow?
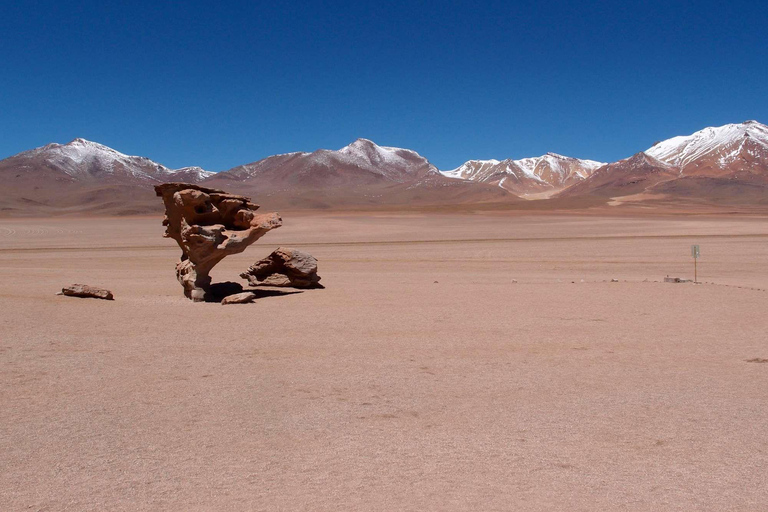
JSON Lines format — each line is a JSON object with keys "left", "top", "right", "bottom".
{"left": 204, "top": 281, "right": 304, "bottom": 302}
{"left": 204, "top": 281, "right": 244, "bottom": 302}
{"left": 244, "top": 288, "right": 305, "bottom": 299}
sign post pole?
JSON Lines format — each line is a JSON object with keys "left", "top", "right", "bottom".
{"left": 691, "top": 245, "right": 700, "bottom": 283}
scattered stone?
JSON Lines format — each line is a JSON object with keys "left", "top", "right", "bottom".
{"left": 60, "top": 284, "right": 114, "bottom": 300}
{"left": 611, "top": 278, "right": 619, "bottom": 282}
{"left": 221, "top": 292, "right": 257, "bottom": 305}
{"left": 240, "top": 247, "right": 323, "bottom": 289}
{"left": 155, "top": 183, "right": 282, "bottom": 301}
{"left": 511, "top": 279, "right": 518, "bottom": 283}
{"left": 664, "top": 276, "right": 692, "bottom": 283}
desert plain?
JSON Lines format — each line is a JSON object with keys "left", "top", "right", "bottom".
{"left": 1, "top": 211, "right": 767, "bottom": 511}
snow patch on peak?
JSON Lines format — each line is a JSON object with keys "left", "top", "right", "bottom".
{"left": 442, "top": 159, "right": 502, "bottom": 180}
{"left": 348, "top": 138, "right": 376, "bottom": 147}
{"left": 69, "top": 138, "right": 100, "bottom": 146}
{"left": 646, "top": 121, "right": 768, "bottom": 170}
{"left": 14, "top": 138, "right": 183, "bottom": 183}
{"left": 168, "top": 166, "right": 215, "bottom": 181}
{"left": 441, "top": 152, "right": 606, "bottom": 193}
{"left": 340, "top": 138, "right": 419, "bottom": 159}
{"left": 333, "top": 138, "right": 433, "bottom": 179}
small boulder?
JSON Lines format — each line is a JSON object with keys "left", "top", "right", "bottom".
{"left": 221, "top": 292, "right": 257, "bottom": 305}
{"left": 241, "top": 247, "right": 323, "bottom": 289}
{"left": 664, "top": 276, "right": 691, "bottom": 283}
{"left": 60, "top": 284, "right": 114, "bottom": 300}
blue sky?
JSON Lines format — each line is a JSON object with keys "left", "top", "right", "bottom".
{"left": 1, "top": 0, "right": 766, "bottom": 171}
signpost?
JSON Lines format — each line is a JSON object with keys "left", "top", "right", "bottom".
{"left": 691, "top": 245, "right": 700, "bottom": 283}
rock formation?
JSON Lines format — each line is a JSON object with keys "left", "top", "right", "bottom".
{"left": 240, "top": 247, "right": 323, "bottom": 289}
{"left": 60, "top": 284, "right": 114, "bottom": 300}
{"left": 221, "top": 292, "right": 257, "bottom": 305}
{"left": 155, "top": 183, "right": 282, "bottom": 301}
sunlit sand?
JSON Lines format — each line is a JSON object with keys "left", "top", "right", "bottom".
{"left": 2, "top": 212, "right": 767, "bottom": 510}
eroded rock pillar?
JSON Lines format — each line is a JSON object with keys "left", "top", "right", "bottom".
{"left": 155, "top": 183, "right": 282, "bottom": 301}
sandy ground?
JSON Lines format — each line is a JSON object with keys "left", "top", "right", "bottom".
{"left": 1, "top": 213, "right": 767, "bottom": 511}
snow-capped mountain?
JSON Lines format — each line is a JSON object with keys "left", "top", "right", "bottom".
{"left": 200, "top": 138, "right": 517, "bottom": 208}
{"left": 442, "top": 153, "right": 604, "bottom": 196}
{"left": 558, "top": 121, "right": 768, "bottom": 203}
{"left": 2, "top": 121, "right": 767, "bottom": 215}
{"left": 645, "top": 120, "right": 768, "bottom": 177}
{"left": 0, "top": 138, "right": 211, "bottom": 184}
{"left": 167, "top": 166, "right": 215, "bottom": 182}
{"left": 207, "top": 138, "right": 439, "bottom": 188}
{"left": 0, "top": 138, "right": 214, "bottom": 215}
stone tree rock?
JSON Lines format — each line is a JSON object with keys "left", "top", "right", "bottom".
{"left": 240, "top": 247, "right": 323, "bottom": 289}
{"left": 155, "top": 183, "right": 282, "bottom": 301}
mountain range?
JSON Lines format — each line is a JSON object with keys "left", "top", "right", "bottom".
{"left": 558, "top": 120, "right": 768, "bottom": 206}
{"left": 442, "top": 153, "right": 605, "bottom": 197}
{"left": 1, "top": 121, "right": 766, "bottom": 215}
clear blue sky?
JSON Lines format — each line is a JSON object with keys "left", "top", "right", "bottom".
{"left": 1, "top": 0, "right": 766, "bottom": 171}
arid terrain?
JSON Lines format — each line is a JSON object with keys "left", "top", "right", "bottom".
{"left": 1, "top": 212, "right": 767, "bottom": 511}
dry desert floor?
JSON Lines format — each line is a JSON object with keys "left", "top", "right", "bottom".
{"left": 1, "top": 212, "right": 768, "bottom": 511}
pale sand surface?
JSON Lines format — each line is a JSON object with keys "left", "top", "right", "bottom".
{"left": 1, "top": 213, "right": 767, "bottom": 511}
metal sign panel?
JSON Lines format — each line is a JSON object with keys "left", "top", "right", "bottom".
{"left": 691, "top": 245, "right": 700, "bottom": 259}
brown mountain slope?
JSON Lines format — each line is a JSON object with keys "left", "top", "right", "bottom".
{"left": 647, "top": 174, "right": 768, "bottom": 206}
{"left": 208, "top": 138, "right": 437, "bottom": 189}
{"left": 203, "top": 139, "right": 517, "bottom": 209}
{"left": 557, "top": 153, "right": 679, "bottom": 199}
{"left": 204, "top": 170, "right": 518, "bottom": 211}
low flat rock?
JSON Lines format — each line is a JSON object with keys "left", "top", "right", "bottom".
{"left": 60, "top": 284, "right": 114, "bottom": 300}
{"left": 221, "top": 292, "right": 257, "bottom": 305}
